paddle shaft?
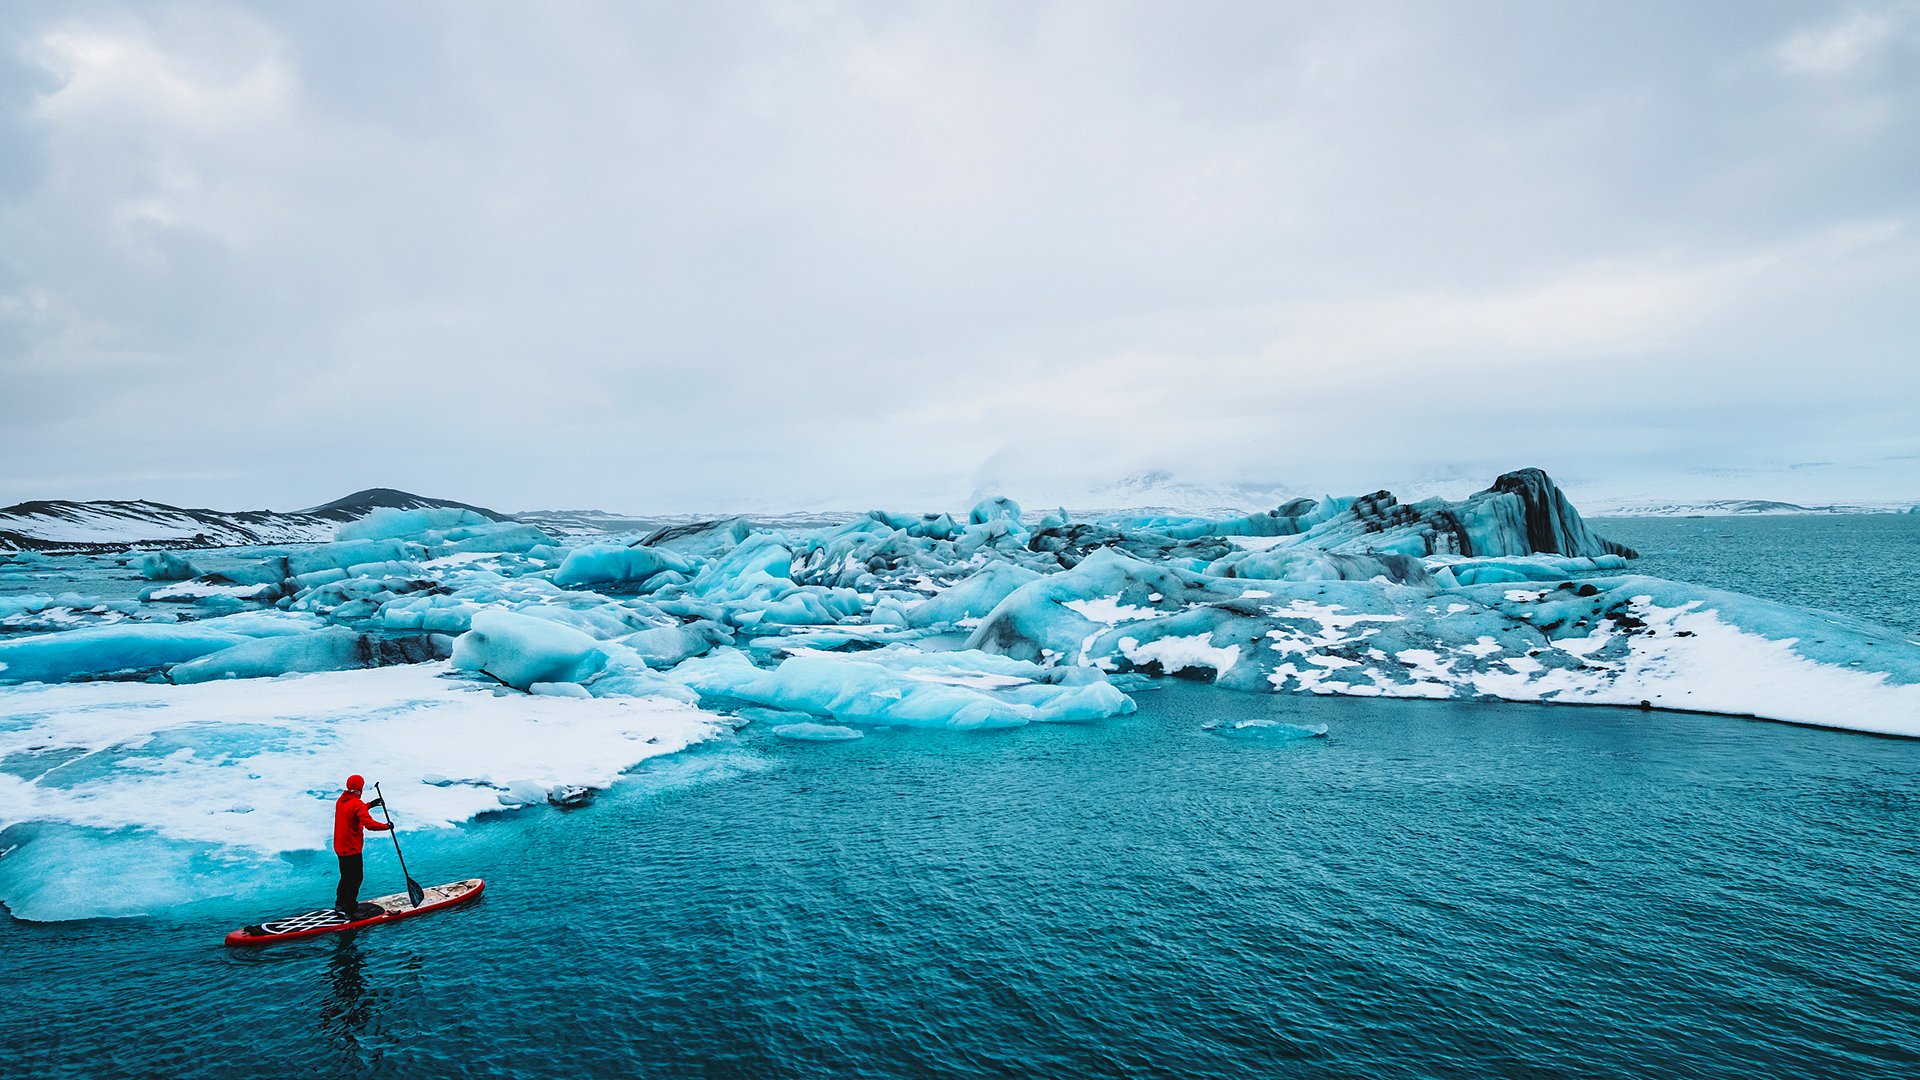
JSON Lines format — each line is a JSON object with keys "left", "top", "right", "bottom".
{"left": 373, "top": 782, "right": 425, "bottom": 906}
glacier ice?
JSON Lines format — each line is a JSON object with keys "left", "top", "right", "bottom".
{"left": 450, "top": 608, "right": 613, "bottom": 690}
{"left": 1, "top": 623, "right": 255, "bottom": 684}
{"left": 672, "top": 647, "right": 1134, "bottom": 730}
{"left": 138, "top": 552, "right": 200, "bottom": 580}
{"left": 3, "top": 465, "right": 1913, "bottom": 737}
{"left": 553, "top": 544, "right": 694, "bottom": 589}
{"left": 335, "top": 505, "right": 493, "bottom": 542}
{"left": 7, "top": 466, "right": 1920, "bottom": 920}
{"left": 168, "top": 627, "right": 447, "bottom": 684}
{"left": 2, "top": 466, "right": 1913, "bottom": 737}
{"left": 771, "top": 722, "right": 865, "bottom": 741}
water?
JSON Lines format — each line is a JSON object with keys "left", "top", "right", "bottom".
{"left": 5, "top": 519, "right": 1920, "bottom": 1077}
{"left": 1592, "top": 514, "right": 1920, "bottom": 635}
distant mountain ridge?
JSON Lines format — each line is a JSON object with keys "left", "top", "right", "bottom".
{"left": 0, "top": 489, "right": 509, "bottom": 552}
{"left": 1063, "top": 472, "right": 1306, "bottom": 516}
{"left": 1586, "top": 498, "right": 1909, "bottom": 517}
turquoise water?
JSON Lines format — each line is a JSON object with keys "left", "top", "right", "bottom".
{"left": 1593, "top": 514, "right": 1920, "bottom": 635}
{"left": 4, "top": 518, "right": 1920, "bottom": 1077}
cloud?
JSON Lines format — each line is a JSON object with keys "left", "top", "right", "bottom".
{"left": 1776, "top": 4, "right": 1915, "bottom": 75}
{"left": 0, "top": 2, "right": 1916, "bottom": 513}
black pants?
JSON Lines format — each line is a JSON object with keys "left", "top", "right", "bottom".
{"left": 336, "top": 853, "right": 363, "bottom": 914}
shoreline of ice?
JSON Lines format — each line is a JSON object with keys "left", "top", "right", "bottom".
{"left": 0, "top": 662, "right": 723, "bottom": 921}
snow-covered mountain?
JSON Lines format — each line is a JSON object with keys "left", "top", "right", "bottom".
{"left": 1585, "top": 498, "right": 1909, "bottom": 517}
{"left": 0, "top": 488, "right": 508, "bottom": 551}
{"left": 1058, "top": 472, "right": 1305, "bottom": 516}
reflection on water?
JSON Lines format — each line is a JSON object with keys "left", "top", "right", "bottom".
{"left": 318, "top": 935, "right": 375, "bottom": 1064}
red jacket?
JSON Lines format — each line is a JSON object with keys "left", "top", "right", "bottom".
{"left": 334, "top": 791, "right": 392, "bottom": 855}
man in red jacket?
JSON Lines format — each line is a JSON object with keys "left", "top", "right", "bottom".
{"left": 334, "top": 774, "right": 393, "bottom": 918}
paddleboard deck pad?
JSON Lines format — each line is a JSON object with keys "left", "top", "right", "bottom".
{"left": 224, "top": 878, "right": 485, "bottom": 947}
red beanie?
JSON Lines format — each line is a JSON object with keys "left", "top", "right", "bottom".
{"left": 346, "top": 774, "right": 365, "bottom": 791}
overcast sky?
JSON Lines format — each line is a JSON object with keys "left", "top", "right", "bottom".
{"left": 2, "top": 1, "right": 1916, "bottom": 514}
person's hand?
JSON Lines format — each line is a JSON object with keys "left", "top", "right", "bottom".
{"left": 367, "top": 798, "right": 384, "bottom": 810}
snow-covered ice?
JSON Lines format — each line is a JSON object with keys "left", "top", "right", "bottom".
{"left": 0, "top": 663, "right": 720, "bottom": 920}
{"left": 5, "top": 466, "right": 1920, "bottom": 920}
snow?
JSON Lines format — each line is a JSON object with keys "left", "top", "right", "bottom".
{"left": 146, "top": 580, "right": 277, "bottom": 602}
{"left": 1118, "top": 633, "right": 1240, "bottom": 677}
{"left": 0, "top": 663, "right": 720, "bottom": 920}
{"left": 1063, "top": 595, "right": 1171, "bottom": 625}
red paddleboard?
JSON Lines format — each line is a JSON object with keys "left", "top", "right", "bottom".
{"left": 224, "top": 878, "right": 485, "bottom": 947}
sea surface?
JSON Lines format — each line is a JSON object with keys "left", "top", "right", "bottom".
{"left": 4, "top": 516, "right": 1919, "bottom": 1078}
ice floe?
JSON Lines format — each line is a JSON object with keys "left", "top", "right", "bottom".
{"left": 0, "top": 663, "right": 719, "bottom": 920}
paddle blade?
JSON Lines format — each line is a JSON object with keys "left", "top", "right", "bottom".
{"left": 406, "top": 876, "right": 425, "bottom": 908}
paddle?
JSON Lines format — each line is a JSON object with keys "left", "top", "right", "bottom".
{"left": 373, "top": 782, "right": 426, "bottom": 908}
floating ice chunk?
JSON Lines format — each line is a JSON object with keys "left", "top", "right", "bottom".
{"left": 138, "top": 552, "right": 199, "bottom": 581}
{"left": 686, "top": 533, "right": 799, "bottom": 603}
{"left": 968, "top": 496, "right": 1023, "bottom": 525}
{"left": 907, "top": 561, "right": 1040, "bottom": 628}
{"left": 729, "top": 587, "right": 863, "bottom": 629}
{"left": 1211, "top": 719, "right": 1328, "bottom": 742}
{"left": 1428, "top": 554, "right": 1628, "bottom": 586}
{"left": 771, "top": 722, "right": 864, "bottom": 741}
{"left": 336, "top": 506, "right": 492, "bottom": 542}
{"left": 0, "top": 623, "right": 251, "bottom": 684}
{"left": 619, "top": 620, "right": 732, "bottom": 668}
{"left": 553, "top": 545, "right": 695, "bottom": 589}
{"left": 673, "top": 648, "right": 1133, "bottom": 730}
{"left": 495, "top": 778, "right": 554, "bottom": 807}
{"left": 379, "top": 594, "right": 481, "bottom": 633}
{"left": 870, "top": 597, "right": 911, "bottom": 628}
{"left": 168, "top": 627, "right": 367, "bottom": 683}
{"left": 286, "top": 539, "right": 427, "bottom": 577}
{"left": 0, "top": 594, "right": 139, "bottom": 633}
{"left": 166, "top": 628, "right": 447, "bottom": 684}
{"left": 435, "top": 523, "right": 557, "bottom": 554}
{"left": 450, "top": 608, "right": 612, "bottom": 690}
{"left": 1207, "top": 547, "right": 1431, "bottom": 586}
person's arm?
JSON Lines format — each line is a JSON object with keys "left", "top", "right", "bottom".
{"left": 358, "top": 803, "right": 393, "bottom": 832}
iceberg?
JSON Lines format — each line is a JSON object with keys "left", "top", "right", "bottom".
{"left": 450, "top": 608, "right": 613, "bottom": 690}
{"left": 554, "top": 544, "right": 696, "bottom": 589}
{"left": 167, "top": 627, "right": 448, "bottom": 684}
{"left": 0, "top": 623, "right": 250, "bottom": 684}
{"left": 771, "top": 722, "right": 865, "bottom": 741}
{"left": 672, "top": 647, "right": 1134, "bottom": 730}
{"left": 335, "top": 506, "right": 492, "bottom": 542}
{"left": 137, "top": 552, "right": 200, "bottom": 580}
{"left": 5, "top": 465, "right": 1917, "bottom": 753}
